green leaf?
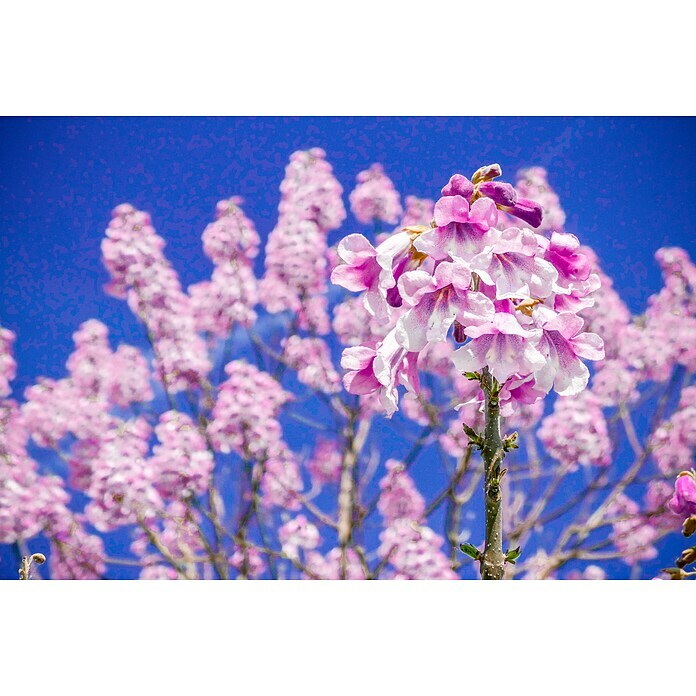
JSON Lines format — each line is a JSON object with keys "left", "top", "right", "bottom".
{"left": 462, "top": 423, "right": 483, "bottom": 448}
{"left": 459, "top": 543, "right": 482, "bottom": 561}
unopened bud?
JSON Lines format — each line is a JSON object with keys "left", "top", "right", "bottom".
{"left": 441, "top": 173, "right": 474, "bottom": 200}
{"left": 501, "top": 197, "right": 543, "bottom": 229}
{"left": 676, "top": 546, "right": 696, "bottom": 569}
{"left": 661, "top": 567, "right": 688, "bottom": 580}
{"left": 478, "top": 181, "right": 518, "bottom": 207}
{"left": 683, "top": 515, "right": 696, "bottom": 537}
{"left": 471, "top": 163, "right": 502, "bottom": 185}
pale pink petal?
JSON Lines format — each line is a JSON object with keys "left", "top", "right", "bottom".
{"left": 336, "top": 234, "right": 376, "bottom": 265}
{"left": 570, "top": 331, "right": 605, "bottom": 361}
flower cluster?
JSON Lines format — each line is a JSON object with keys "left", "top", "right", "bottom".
{"left": 260, "top": 148, "right": 346, "bottom": 334}
{"left": 650, "top": 386, "right": 696, "bottom": 476}
{"left": 278, "top": 515, "right": 321, "bottom": 560}
{"left": 85, "top": 417, "right": 162, "bottom": 532}
{"left": 332, "top": 164, "right": 605, "bottom": 417}
{"left": 378, "top": 459, "right": 426, "bottom": 523}
{"left": 349, "top": 163, "right": 403, "bottom": 225}
{"left": 607, "top": 494, "right": 659, "bottom": 565}
{"left": 132, "top": 501, "right": 206, "bottom": 579}
{"left": 189, "top": 197, "right": 259, "bottom": 335}
{"left": 0, "top": 328, "right": 17, "bottom": 398}
{"left": 208, "top": 361, "right": 302, "bottom": 510}
{"left": 150, "top": 411, "right": 214, "bottom": 500}
{"left": 4, "top": 147, "right": 694, "bottom": 582}
{"left": 282, "top": 336, "right": 341, "bottom": 394}
{"left": 102, "top": 204, "right": 212, "bottom": 392}
{"left": 305, "top": 437, "right": 342, "bottom": 486}
{"left": 378, "top": 521, "right": 458, "bottom": 580}
{"left": 304, "top": 547, "right": 366, "bottom": 580}
{"left": 21, "top": 320, "right": 152, "bottom": 450}
{"left": 400, "top": 196, "right": 435, "bottom": 228}
{"left": 537, "top": 391, "right": 612, "bottom": 469}
{"left": 0, "top": 399, "right": 64, "bottom": 543}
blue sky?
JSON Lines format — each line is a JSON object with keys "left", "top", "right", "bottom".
{"left": 1, "top": 117, "right": 694, "bottom": 579}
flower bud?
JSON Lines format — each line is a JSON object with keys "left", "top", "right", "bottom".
{"left": 501, "top": 197, "right": 544, "bottom": 229}
{"left": 441, "top": 174, "right": 474, "bottom": 200}
{"left": 683, "top": 515, "right": 696, "bottom": 537}
{"left": 669, "top": 470, "right": 696, "bottom": 518}
{"left": 478, "top": 181, "right": 518, "bottom": 208}
{"left": 471, "top": 163, "right": 502, "bottom": 184}
{"left": 661, "top": 567, "right": 688, "bottom": 580}
{"left": 676, "top": 546, "right": 696, "bottom": 569}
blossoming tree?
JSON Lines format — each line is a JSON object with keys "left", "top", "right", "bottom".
{"left": 2, "top": 150, "right": 694, "bottom": 580}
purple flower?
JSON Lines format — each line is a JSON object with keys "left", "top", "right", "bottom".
{"left": 669, "top": 471, "right": 696, "bottom": 518}
{"left": 330, "top": 231, "right": 415, "bottom": 322}
{"left": 478, "top": 181, "right": 518, "bottom": 208}
{"left": 500, "top": 197, "right": 543, "bottom": 229}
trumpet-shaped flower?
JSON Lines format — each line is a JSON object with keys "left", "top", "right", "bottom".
{"left": 341, "top": 329, "right": 419, "bottom": 416}
{"left": 394, "top": 262, "right": 495, "bottom": 351}
{"left": 469, "top": 227, "right": 558, "bottom": 300}
{"left": 451, "top": 310, "right": 545, "bottom": 384}
{"left": 532, "top": 306, "right": 605, "bottom": 396}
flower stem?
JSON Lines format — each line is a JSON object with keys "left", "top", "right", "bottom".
{"left": 480, "top": 370, "right": 506, "bottom": 580}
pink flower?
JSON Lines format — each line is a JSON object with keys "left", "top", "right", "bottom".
{"left": 414, "top": 196, "right": 498, "bottom": 262}
{"left": 468, "top": 227, "right": 558, "bottom": 300}
{"left": 378, "top": 520, "right": 458, "bottom": 580}
{"left": 306, "top": 437, "right": 342, "bottom": 486}
{"left": 150, "top": 411, "right": 214, "bottom": 500}
{"left": 278, "top": 515, "right": 321, "bottom": 560}
{"left": 282, "top": 336, "right": 341, "bottom": 394}
{"left": 649, "top": 386, "right": 696, "bottom": 475}
{"left": 543, "top": 232, "right": 591, "bottom": 287}
{"left": 668, "top": 471, "right": 696, "bottom": 518}
{"left": 341, "top": 329, "right": 419, "bottom": 416}
{"left": 203, "top": 197, "right": 260, "bottom": 264}
{"left": 394, "top": 261, "right": 495, "bottom": 351}
{"left": 278, "top": 148, "right": 346, "bottom": 232}
{"left": 532, "top": 307, "right": 605, "bottom": 396}
{"left": 260, "top": 217, "right": 331, "bottom": 334}
{"left": 330, "top": 229, "right": 425, "bottom": 322}
{"left": 0, "top": 328, "right": 17, "bottom": 398}
{"left": 400, "top": 196, "right": 435, "bottom": 227}
{"left": 538, "top": 391, "right": 612, "bottom": 469}
{"left": 451, "top": 310, "right": 545, "bottom": 385}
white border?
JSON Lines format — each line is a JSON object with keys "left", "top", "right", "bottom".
{"left": 2, "top": 581, "right": 689, "bottom": 694}
{"left": 1, "top": 2, "right": 694, "bottom": 115}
